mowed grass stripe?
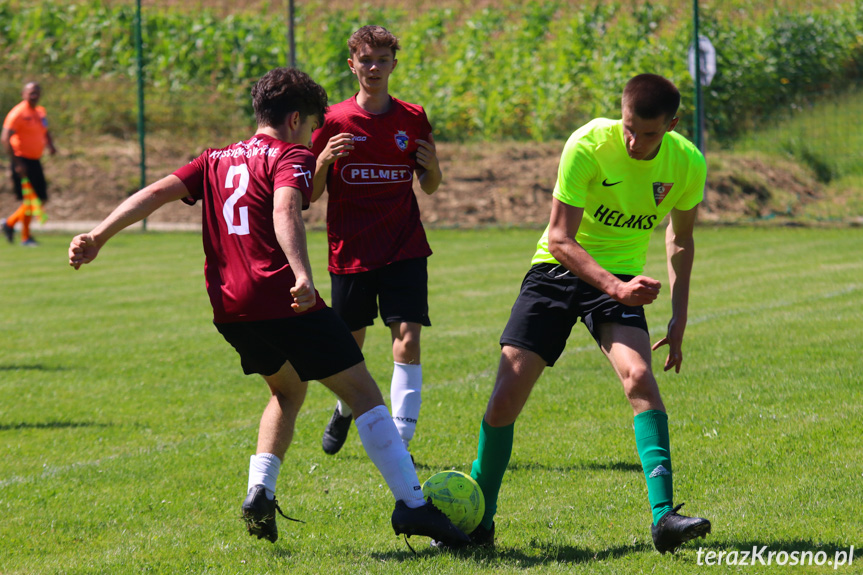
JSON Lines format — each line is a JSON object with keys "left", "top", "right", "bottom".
{"left": 0, "top": 226, "right": 861, "bottom": 574}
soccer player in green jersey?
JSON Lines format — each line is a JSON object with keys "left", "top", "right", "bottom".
{"left": 457, "top": 74, "right": 711, "bottom": 553}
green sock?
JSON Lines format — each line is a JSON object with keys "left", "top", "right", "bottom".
{"left": 634, "top": 410, "right": 674, "bottom": 525}
{"left": 470, "top": 418, "right": 514, "bottom": 530}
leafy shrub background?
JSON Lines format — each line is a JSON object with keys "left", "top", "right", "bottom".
{"left": 0, "top": 0, "right": 861, "bottom": 145}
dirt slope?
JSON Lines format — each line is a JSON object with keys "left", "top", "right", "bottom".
{"left": 0, "top": 138, "right": 823, "bottom": 230}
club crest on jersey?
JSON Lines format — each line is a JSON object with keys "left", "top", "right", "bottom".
{"left": 653, "top": 182, "right": 674, "bottom": 205}
{"left": 394, "top": 130, "right": 409, "bottom": 151}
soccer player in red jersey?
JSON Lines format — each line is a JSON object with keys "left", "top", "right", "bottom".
{"left": 311, "top": 26, "right": 442, "bottom": 459}
{"left": 68, "top": 68, "right": 467, "bottom": 548}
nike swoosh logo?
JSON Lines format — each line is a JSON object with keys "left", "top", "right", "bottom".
{"left": 621, "top": 313, "right": 640, "bottom": 319}
{"left": 602, "top": 179, "right": 623, "bottom": 186}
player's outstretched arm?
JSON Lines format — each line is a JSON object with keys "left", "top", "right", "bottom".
{"left": 273, "top": 185, "right": 317, "bottom": 313}
{"left": 416, "top": 132, "right": 442, "bottom": 195}
{"left": 651, "top": 205, "right": 698, "bottom": 372}
{"left": 68, "top": 175, "right": 190, "bottom": 270}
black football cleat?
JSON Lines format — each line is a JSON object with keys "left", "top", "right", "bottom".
{"left": 241, "top": 485, "right": 302, "bottom": 543}
{"left": 466, "top": 521, "right": 495, "bottom": 547}
{"left": 322, "top": 406, "right": 352, "bottom": 455}
{"left": 2, "top": 222, "right": 13, "bottom": 244}
{"left": 392, "top": 499, "right": 470, "bottom": 548}
{"left": 432, "top": 521, "right": 495, "bottom": 550}
{"left": 651, "top": 503, "right": 711, "bottom": 554}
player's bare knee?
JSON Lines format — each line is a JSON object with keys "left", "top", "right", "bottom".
{"left": 393, "top": 339, "right": 420, "bottom": 363}
{"left": 622, "top": 367, "right": 659, "bottom": 402}
{"left": 271, "top": 390, "right": 306, "bottom": 416}
{"left": 392, "top": 327, "right": 421, "bottom": 362}
{"left": 324, "top": 363, "right": 385, "bottom": 413}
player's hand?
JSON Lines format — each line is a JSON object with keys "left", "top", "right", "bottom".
{"left": 651, "top": 316, "right": 686, "bottom": 373}
{"left": 12, "top": 159, "right": 27, "bottom": 177}
{"left": 319, "top": 133, "right": 354, "bottom": 166}
{"left": 613, "top": 275, "right": 661, "bottom": 306}
{"left": 415, "top": 132, "right": 439, "bottom": 172}
{"left": 69, "top": 233, "right": 101, "bottom": 270}
{"left": 290, "top": 277, "right": 316, "bottom": 313}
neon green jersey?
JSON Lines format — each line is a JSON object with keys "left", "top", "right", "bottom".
{"left": 532, "top": 118, "right": 706, "bottom": 275}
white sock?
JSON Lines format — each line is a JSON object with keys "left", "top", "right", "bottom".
{"left": 248, "top": 453, "right": 281, "bottom": 500}
{"left": 390, "top": 362, "right": 422, "bottom": 449}
{"left": 337, "top": 400, "right": 353, "bottom": 418}
{"left": 355, "top": 405, "right": 424, "bottom": 508}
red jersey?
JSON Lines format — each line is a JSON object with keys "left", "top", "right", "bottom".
{"left": 311, "top": 95, "right": 433, "bottom": 274}
{"left": 174, "top": 134, "right": 326, "bottom": 323}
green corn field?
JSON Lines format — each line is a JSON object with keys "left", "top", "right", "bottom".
{"left": 1, "top": 0, "right": 860, "bottom": 144}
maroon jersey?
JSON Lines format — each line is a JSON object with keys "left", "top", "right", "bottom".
{"left": 175, "top": 134, "right": 326, "bottom": 323}
{"left": 311, "top": 95, "right": 433, "bottom": 274}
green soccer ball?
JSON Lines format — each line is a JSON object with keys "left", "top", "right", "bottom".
{"left": 421, "top": 470, "right": 485, "bottom": 533}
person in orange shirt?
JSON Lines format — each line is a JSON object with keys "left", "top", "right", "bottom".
{"left": 2, "top": 81, "right": 57, "bottom": 246}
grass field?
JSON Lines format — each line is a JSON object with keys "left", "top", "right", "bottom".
{"left": 1, "top": 226, "right": 861, "bottom": 574}
{"left": 732, "top": 88, "right": 863, "bottom": 184}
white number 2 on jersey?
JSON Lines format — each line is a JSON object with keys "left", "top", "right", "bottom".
{"left": 223, "top": 164, "right": 250, "bottom": 235}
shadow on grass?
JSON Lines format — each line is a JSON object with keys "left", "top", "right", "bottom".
{"left": 407, "top": 458, "right": 643, "bottom": 481}
{"left": 412, "top": 459, "right": 641, "bottom": 474}
{"left": 409, "top": 459, "right": 643, "bottom": 476}
{"left": 268, "top": 547, "right": 296, "bottom": 560}
{"left": 0, "top": 421, "right": 112, "bottom": 431}
{"left": 371, "top": 540, "right": 650, "bottom": 564}
{"left": 509, "top": 459, "right": 643, "bottom": 474}
{"left": 0, "top": 363, "right": 69, "bottom": 372}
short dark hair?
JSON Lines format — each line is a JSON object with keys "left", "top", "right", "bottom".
{"left": 622, "top": 74, "right": 680, "bottom": 122}
{"left": 348, "top": 25, "right": 400, "bottom": 57}
{"left": 251, "top": 67, "right": 328, "bottom": 128}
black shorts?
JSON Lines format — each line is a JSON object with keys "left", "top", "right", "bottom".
{"left": 11, "top": 157, "right": 47, "bottom": 202}
{"left": 500, "top": 263, "right": 649, "bottom": 366}
{"left": 330, "top": 257, "right": 431, "bottom": 331}
{"left": 215, "top": 308, "right": 364, "bottom": 381}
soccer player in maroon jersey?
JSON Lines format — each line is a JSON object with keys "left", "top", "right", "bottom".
{"left": 68, "top": 67, "right": 468, "bottom": 548}
{"left": 311, "top": 25, "right": 442, "bottom": 459}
